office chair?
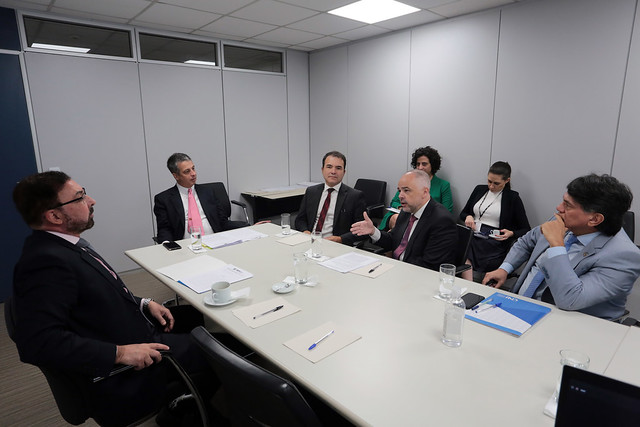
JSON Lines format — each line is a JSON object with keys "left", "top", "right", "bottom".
{"left": 454, "top": 224, "right": 473, "bottom": 277}
{"left": 622, "top": 211, "right": 635, "bottom": 242}
{"left": 354, "top": 179, "right": 387, "bottom": 222}
{"left": 211, "top": 181, "right": 251, "bottom": 225}
{"left": 191, "top": 326, "right": 322, "bottom": 427}
{"left": 4, "top": 296, "right": 209, "bottom": 426}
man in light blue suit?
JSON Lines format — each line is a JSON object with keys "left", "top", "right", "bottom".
{"left": 483, "top": 174, "right": 640, "bottom": 320}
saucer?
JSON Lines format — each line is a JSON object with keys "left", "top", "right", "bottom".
{"left": 203, "top": 294, "right": 237, "bottom": 306}
{"left": 272, "top": 282, "right": 295, "bottom": 294}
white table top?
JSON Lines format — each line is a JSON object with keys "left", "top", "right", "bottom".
{"left": 604, "top": 325, "right": 640, "bottom": 387}
{"left": 125, "top": 223, "right": 631, "bottom": 426}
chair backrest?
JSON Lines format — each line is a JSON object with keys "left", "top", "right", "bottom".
{"left": 622, "top": 211, "right": 635, "bottom": 242}
{"left": 4, "top": 296, "right": 90, "bottom": 425}
{"left": 455, "top": 224, "right": 474, "bottom": 266}
{"left": 354, "top": 178, "right": 387, "bottom": 208}
{"left": 210, "top": 182, "right": 232, "bottom": 218}
{"left": 190, "top": 326, "right": 322, "bottom": 427}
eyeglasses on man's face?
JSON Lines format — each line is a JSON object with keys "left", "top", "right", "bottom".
{"left": 52, "top": 188, "right": 87, "bottom": 209}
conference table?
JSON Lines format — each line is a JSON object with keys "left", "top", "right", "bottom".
{"left": 125, "top": 223, "right": 633, "bottom": 426}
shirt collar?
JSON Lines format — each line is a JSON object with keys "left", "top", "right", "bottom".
{"left": 573, "top": 230, "right": 600, "bottom": 246}
{"left": 46, "top": 230, "right": 80, "bottom": 245}
{"left": 413, "top": 199, "right": 430, "bottom": 220}
{"left": 323, "top": 182, "right": 342, "bottom": 193}
{"left": 176, "top": 183, "right": 194, "bottom": 195}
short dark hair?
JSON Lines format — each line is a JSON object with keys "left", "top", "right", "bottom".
{"left": 411, "top": 146, "right": 442, "bottom": 175}
{"left": 322, "top": 151, "right": 346, "bottom": 169}
{"left": 488, "top": 161, "right": 512, "bottom": 190}
{"left": 167, "top": 153, "right": 192, "bottom": 174}
{"left": 13, "top": 171, "right": 71, "bottom": 227}
{"left": 567, "top": 174, "right": 632, "bottom": 236}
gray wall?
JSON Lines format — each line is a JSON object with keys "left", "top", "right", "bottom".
{"left": 24, "top": 48, "right": 309, "bottom": 271}
{"left": 309, "top": 0, "right": 640, "bottom": 316}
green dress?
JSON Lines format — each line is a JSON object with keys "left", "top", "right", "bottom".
{"left": 378, "top": 174, "right": 453, "bottom": 230}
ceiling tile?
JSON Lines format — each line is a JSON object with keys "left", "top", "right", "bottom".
{"left": 296, "top": 35, "right": 349, "bottom": 49}
{"left": 49, "top": 7, "right": 131, "bottom": 24}
{"left": 375, "top": 9, "right": 442, "bottom": 31}
{"left": 157, "top": 0, "right": 254, "bottom": 15}
{"left": 334, "top": 24, "right": 388, "bottom": 41}
{"left": 429, "top": 0, "right": 514, "bottom": 18}
{"left": 134, "top": 2, "right": 220, "bottom": 29}
{"left": 402, "top": 0, "right": 458, "bottom": 8}
{"left": 201, "top": 16, "right": 276, "bottom": 38}
{"left": 243, "top": 37, "right": 290, "bottom": 48}
{"left": 0, "top": 0, "right": 48, "bottom": 9}
{"left": 288, "top": 11, "right": 365, "bottom": 35}
{"left": 53, "top": 0, "right": 150, "bottom": 20}
{"left": 231, "top": 0, "right": 318, "bottom": 26}
{"left": 276, "top": 0, "right": 354, "bottom": 13}
{"left": 254, "top": 26, "right": 320, "bottom": 45}
{"left": 192, "top": 29, "right": 245, "bottom": 41}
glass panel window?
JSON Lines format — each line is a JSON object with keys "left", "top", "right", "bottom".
{"left": 223, "top": 45, "right": 283, "bottom": 73}
{"left": 139, "top": 33, "right": 217, "bottom": 66}
{"left": 24, "top": 16, "right": 132, "bottom": 58}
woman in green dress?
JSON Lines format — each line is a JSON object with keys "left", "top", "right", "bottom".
{"left": 379, "top": 146, "right": 453, "bottom": 230}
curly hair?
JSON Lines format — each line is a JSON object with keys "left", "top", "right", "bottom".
{"left": 410, "top": 146, "right": 441, "bottom": 175}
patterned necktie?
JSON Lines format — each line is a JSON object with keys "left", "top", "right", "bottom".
{"left": 77, "top": 238, "right": 118, "bottom": 280}
{"left": 188, "top": 188, "right": 204, "bottom": 234}
{"left": 522, "top": 233, "right": 579, "bottom": 298}
{"left": 315, "top": 188, "right": 335, "bottom": 233}
{"left": 393, "top": 214, "right": 418, "bottom": 260}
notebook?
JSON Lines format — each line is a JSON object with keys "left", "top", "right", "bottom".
{"left": 555, "top": 365, "right": 640, "bottom": 427}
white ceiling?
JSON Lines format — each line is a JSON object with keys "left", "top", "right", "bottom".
{"left": 0, "top": 0, "right": 522, "bottom": 51}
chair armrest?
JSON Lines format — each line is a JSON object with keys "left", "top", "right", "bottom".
{"left": 231, "top": 199, "right": 247, "bottom": 209}
{"left": 366, "top": 203, "right": 385, "bottom": 211}
{"left": 455, "top": 264, "right": 472, "bottom": 276}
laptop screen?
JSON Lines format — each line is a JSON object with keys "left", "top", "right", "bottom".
{"left": 555, "top": 365, "right": 640, "bottom": 426}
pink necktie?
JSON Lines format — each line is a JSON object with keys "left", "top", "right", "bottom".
{"left": 393, "top": 215, "right": 417, "bottom": 260}
{"left": 188, "top": 188, "right": 204, "bottom": 234}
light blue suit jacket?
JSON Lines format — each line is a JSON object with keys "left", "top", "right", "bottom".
{"left": 506, "top": 226, "right": 640, "bottom": 320}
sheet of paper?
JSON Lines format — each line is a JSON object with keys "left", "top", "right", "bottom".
{"left": 232, "top": 297, "right": 300, "bottom": 328}
{"left": 277, "top": 233, "right": 310, "bottom": 246}
{"left": 465, "top": 306, "right": 532, "bottom": 335}
{"left": 156, "top": 255, "right": 226, "bottom": 281}
{"left": 202, "top": 228, "right": 267, "bottom": 249}
{"left": 319, "top": 252, "right": 377, "bottom": 273}
{"left": 178, "top": 264, "right": 252, "bottom": 293}
{"left": 284, "top": 321, "right": 361, "bottom": 363}
{"left": 351, "top": 261, "right": 394, "bottom": 278}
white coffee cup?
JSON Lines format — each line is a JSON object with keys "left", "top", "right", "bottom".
{"left": 211, "top": 281, "right": 232, "bottom": 304}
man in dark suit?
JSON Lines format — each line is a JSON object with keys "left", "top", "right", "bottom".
{"left": 294, "top": 151, "right": 366, "bottom": 246}
{"left": 154, "top": 152, "right": 246, "bottom": 243}
{"left": 11, "top": 171, "right": 213, "bottom": 426}
{"left": 351, "top": 170, "right": 457, "bottom": 271}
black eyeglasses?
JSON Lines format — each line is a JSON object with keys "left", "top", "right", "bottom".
{"left": 52, "top": 188, "right": 87, "bottom": 208}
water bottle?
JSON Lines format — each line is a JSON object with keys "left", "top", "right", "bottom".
{"left": 442, "top": 286, "right": 465, "bottom": 347}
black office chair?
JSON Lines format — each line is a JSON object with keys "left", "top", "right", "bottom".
{"left": 454, "top": 224, "right": 473, "bottom": 276}
{"left": 191, "top": 326, "right": 322, "bottom": 427}
{"left": 622, "top": 211, "right": 635, "bottom": 242}
{"left": 354, "top": 178, "right": 387, "bottom": 222}
{"left": 4, "top": 296, "right": 209, "bottom": 426}
{"left": 211, "top": 181, "right": 251, "bottom": 226}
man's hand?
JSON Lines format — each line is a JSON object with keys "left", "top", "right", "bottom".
{"left": 540, "top": 213, "right": 567, "bottom": 247}
{"left": 326, "top": 236, "right": 342, "bottom": 243}
{"left": 115, "top": 343, "right": 169, "bottom": 370}
{"left": 148, "top": 300, "right": 174, "bottom": 332}
{"left": 350, "top": 212, "right": 375, "bottom": 236}
{"left": 482, "top": 268, "right": 508, "bottom": 289}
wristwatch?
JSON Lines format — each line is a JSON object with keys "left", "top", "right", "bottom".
{"left": 142, "top": 298, "right": 154, "bottom": 313}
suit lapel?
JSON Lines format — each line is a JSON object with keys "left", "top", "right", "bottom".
{"left": 309, "top": 185, "right": 323, "bottom": 224}
{"left": 333, "top": 186, "right": 346, "bottom": 226}
{"left": 405, "top": 202, "right": 432, "bottom": 256}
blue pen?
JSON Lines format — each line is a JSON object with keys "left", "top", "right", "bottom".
{"left": 308, "top": 330, "right": 335, "bottom": 350}
{"left": 471, "top": 298, "right": 493, "bottom": 311}
{"left": 474, "top": 302, "right": 502, "bottom": 313}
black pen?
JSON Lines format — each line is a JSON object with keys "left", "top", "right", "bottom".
{"left": 253, "top": 305, "right": 284, "bottom": 319}
{"left": 368, "top": 263, "right": 382, "bottom": 274}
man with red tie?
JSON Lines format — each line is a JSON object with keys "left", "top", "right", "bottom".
{"left": 294, "top": 151, "right": 367, "bottom": 246}
{"left": 351, "top": 170, "right": 457, "bottom": 271}
{"left": 153, "top": 153, "right": 247, "bottom": 243}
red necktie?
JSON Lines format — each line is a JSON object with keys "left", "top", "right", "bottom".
{"left": 393, "top": 215, "right": 418, "bottom": 260}
{"left": 315, "top": 188, "right": 335, "bottom": 233}
{"left": 188, "top": 188, "right": 204, "bottom": 234}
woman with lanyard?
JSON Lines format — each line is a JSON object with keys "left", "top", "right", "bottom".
{"left": 459, "top": 161, "right": 531, "bottom": 282}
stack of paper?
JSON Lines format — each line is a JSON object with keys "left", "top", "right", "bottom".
{"left": 202, "top": 228, "right": 267, "bottom": 249}
{"left": 319, "top": 252, "right": 377, "bottom": 273}
{"left": 156, "top": 255, "right": 252, "bottom": 293}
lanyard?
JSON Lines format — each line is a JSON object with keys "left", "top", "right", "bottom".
{"left": 477, "top": 190, "right": 503, "bottom": 220}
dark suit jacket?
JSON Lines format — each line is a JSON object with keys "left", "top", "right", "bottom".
{"left": 378, "top": 200, "right": 458, "bottom": 271}
{"left": 459, "top": 185, "right": 531, "bottom": 241}
{"left": 154, "top": 183, "right": 246, "bottom": 242}
{"left": 294, "top": 183, "right": 367, "bottom": 246}
{"left": 11, "top": 231, "right": 190, "bottom": 424}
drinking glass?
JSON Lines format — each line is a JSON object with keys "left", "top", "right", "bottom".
{"left": 281, "top": 213, "right": 291, "bottom": 235}
{"left": 553, "top": 349, "right": 590, "bottom": 402}
{"left": 189, "top": 226, "right": 202, "bottom": 250}
{"left": 293, "top": 252, "right": 308, "bottom": 284}
{"left": 311, "top": 231, "right": 323, "bottom": 258}
{"left": 438, "top": 263, "right": 456, "bottom": 300}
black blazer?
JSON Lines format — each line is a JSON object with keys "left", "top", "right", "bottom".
{"left": 11, "top": 230, "right": 171, "bottom": 422}
{"left": 294, "top": 183, "right": 367, "bottom": 246}
{"left": 459, "top": 185, "right": 531, "bottom": 240}
{"left": 154, "top": 183, "right": 246, "bottom": 242}
{"left": 377, "top": 200, "right": 458, "bottom": 271}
